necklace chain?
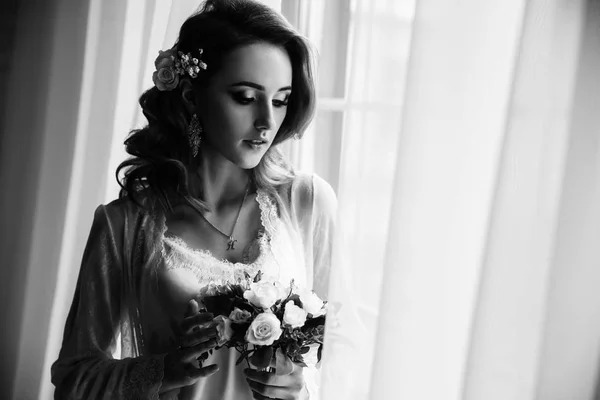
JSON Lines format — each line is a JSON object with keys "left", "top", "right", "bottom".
{"left": 199, "top": 178, "right": 251, "bottom": 251}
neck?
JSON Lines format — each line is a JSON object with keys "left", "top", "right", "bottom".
{"left": 190, "top": 145, "right": 252, "bottom": 212}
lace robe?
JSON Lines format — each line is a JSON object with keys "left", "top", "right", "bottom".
{"left": 51, "top": 172, "right": 336, "bottom": 399}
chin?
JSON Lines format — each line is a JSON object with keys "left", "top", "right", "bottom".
{"left": 235, "top": 148, "right": 269, "bottom": 169}
{"left": 237, "top": 156, "right": 263, "bottom": 170}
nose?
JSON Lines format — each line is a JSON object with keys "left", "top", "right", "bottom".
{"left": 254, "top": 101, "right": 276, "bottom": 132}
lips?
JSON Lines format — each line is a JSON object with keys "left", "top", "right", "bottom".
{"left": 244, "top": 139, "right": 268, "bottom": 145}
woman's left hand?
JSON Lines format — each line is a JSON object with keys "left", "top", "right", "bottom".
{"left": 244, "top": 362, "right": 308, "bottom": 400}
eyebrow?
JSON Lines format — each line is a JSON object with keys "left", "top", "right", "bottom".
{"left": 230, "top": 81, "right": 292, "bottom": 92}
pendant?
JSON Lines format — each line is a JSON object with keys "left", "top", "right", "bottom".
{"left": 227, "top": 236, "right": 237, "bottom": 251}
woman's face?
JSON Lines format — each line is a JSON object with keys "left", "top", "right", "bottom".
{"left": 195, "top": 42, "right": 292, "bottom": 169}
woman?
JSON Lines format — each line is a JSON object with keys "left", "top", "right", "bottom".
{"left": 51, "top": 0, "right": 336, "bottom": 399}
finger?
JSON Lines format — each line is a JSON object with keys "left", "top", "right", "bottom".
{"left": 181, "top": 338, "right": 218, "bottom": 362}
{"left": 185, "top": 299, "right": 200, "bottom": 317}
{"left": 244, "top": 369, "right": 288, "bottom": 386}
{"left": 186, "top": 363, "right": 219, "bottom": 379}
{"left": 181, "top": 326, "right": 218, "bottom": 347}
{"left": 250, "top": 391, "right": 273, "bottom": 400}
{"left": 197, "top": 351, "right": 210, "bottom": 363}
{"left": 181, "top": 312, "right": 215, "bottom": 333}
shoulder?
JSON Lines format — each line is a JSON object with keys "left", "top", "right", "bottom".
{"left": 93, "top": 193, "right": 152, "bottom": 231}
{"left": 285, "top": 171, "right": 337, "bottom": 217}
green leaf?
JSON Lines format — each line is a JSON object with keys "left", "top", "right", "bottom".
{"left": 236, "top": 350, "right": 250, "bottom": 365}
{"left": 231, "top": 297, "right": 254, "bottom": 313}
{"left": 302, "top": 315, "right": 326, "bottom": 330}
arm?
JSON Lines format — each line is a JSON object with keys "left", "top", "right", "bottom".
{"left": 309, "top": 173, "right": 363, "bottom": 400}
{"left": 244, "top": 173, "right": 336, "bottom": 400}
{"left": 51, "top": 204, "right": 164, "bottom": 400}
{"left": 310, "top": 173, "right": 337, "bottom": 299}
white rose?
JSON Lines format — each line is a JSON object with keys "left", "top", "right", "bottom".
{"left": 245, "top": 312, "right": 283, "bottom": 346}
{"left": 229, "top": 307, "right": 252, "bottom": 324}
{"left": 243, "top": 281, "right": 280, "bottom": 309}
{"left": 212, "top": 315, "right": 233, "bottom": 346}
{"left": 255, "top": 275, "right": 289, "bottom": 299}
{"left": 274, "top": 281, "right": 290, "bottom": 300}
{"left": 299, "top": 290, "right": 325, "bottom": 316}
{"left": 283, "top": 302, "right": 307, "bottom": 328}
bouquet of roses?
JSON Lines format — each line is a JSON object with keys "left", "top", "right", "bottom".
{"left": 197, "top": 271, "right": 329, "bottom": 374}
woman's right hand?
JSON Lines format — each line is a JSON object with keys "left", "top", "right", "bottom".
{"left": 159, "top": 300, "right": 219, "bottom": 394}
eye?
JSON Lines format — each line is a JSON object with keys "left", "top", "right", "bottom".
{"left": 232, "top": 92, "right": 255, "bottom": 105}
{"left": 273, "top": 95, "right": 290, "bottom": 108}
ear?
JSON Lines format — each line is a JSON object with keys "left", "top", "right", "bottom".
{"left": 180, "top": 78, "right": 197, "bottom": 115}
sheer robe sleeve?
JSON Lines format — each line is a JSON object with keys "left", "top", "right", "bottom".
{"left": 303, "top": 173, "right": 364, "bottom": 400}
{"left": 51, "top": 204, "right": 165, "bottom": 400}
{"left": 310, "top": 175, "right": 337, "bottom": 299}
{"left": 288, "top": 173, "right": 343, "bottom": 399}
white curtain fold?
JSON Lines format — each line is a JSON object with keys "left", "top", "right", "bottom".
{"left": 464, "top": 1, "right": 593, "bottom": 399}
{"left": 368, "top": 0, "right": 526, "bottom": 397}
{"left": 365, "top": 0, "right": 600, "bottom": 399}
{"left": 288, "top": 2, "right": 417, "bottom": 399}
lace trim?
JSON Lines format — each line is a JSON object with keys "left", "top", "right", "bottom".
{"left": 159, "top": 189, "right": 282, "bottom": 284}
{"left": 162, "top": 233, "right": 269, "bottom": 283}
{"left": 259, "top": 190, "right": 287, "bottom": 276}
{"left": 122, "top": 354, "right": 164, "bottom": 400}
{"left": 163, "top": 230, "right": 267, "bottom": 268}
{"left": 256, "top": 189, "right": 279, "bottom": 242}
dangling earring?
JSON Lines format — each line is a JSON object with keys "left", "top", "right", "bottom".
{"left": 188, "top": 113, "right": 202, "bottom": 157}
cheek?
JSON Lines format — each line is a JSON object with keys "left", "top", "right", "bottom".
{"left": 202, "top": 100, "right": 249, "bottom": 135}
{"left": 275, "top": 108, "right": 288, "bottom": 126}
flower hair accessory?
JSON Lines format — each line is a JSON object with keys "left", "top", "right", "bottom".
{"left": 152, "top": 48, "right": 208, "bottom": 91}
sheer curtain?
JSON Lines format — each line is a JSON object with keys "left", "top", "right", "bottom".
{"left": 6, "top": 0, "right": 599, "bottom": 398}
{"left": 280, "top": 1, "right": 415, "bottom": 399}
{"left": 285, "top": 0, "right": 600, "bottom": 399}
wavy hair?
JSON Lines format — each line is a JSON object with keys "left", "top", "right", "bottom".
{"left": 116, "top": 0, "right": 316, "bottom": 213}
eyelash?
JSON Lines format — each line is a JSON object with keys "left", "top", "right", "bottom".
{"left": 233, "top": 94, "right": 289, "bottom": 108}
{"left": 273, "top": 99, "right": 289, "bottom": 108}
